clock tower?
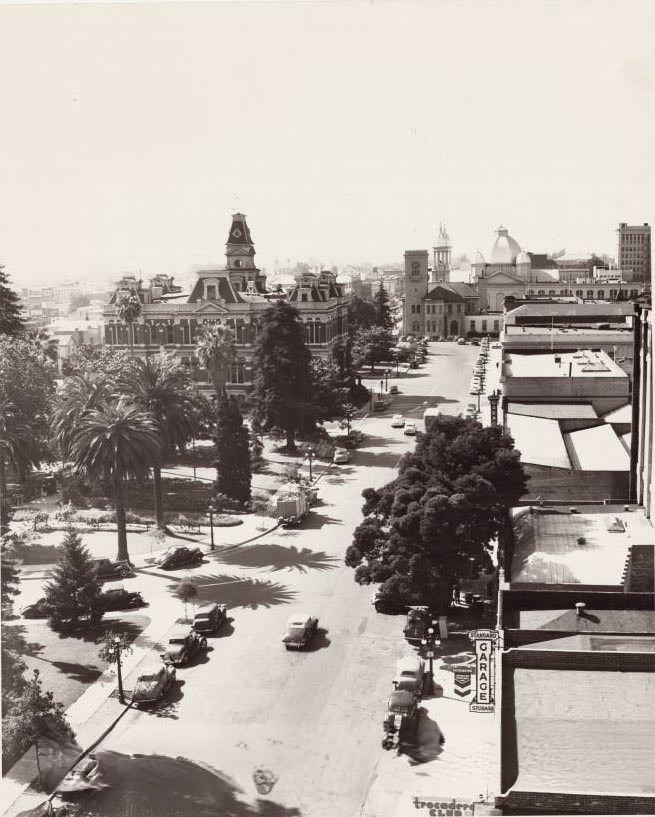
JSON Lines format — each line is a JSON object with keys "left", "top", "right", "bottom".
{"left": 224, "top": 212, "right": 267, "bottom": 293}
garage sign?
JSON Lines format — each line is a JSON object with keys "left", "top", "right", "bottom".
{"left": 468, "top": 629, "right": 498, "bottom": 713}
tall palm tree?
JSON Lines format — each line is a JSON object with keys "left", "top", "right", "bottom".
{"left": 115, "top": 292, "right": 142, "bottom": 358}
{"left": 119, "top": 354, "right": 200, "bottom": 529}
{"left": 0, "top": 400, "right": 40, "bottom": 535}
{"left": 68, "top": 400, "right": 162, "bottom": 562}
{"left": 196, "top": 324, "right": 237, "bottom": 397}
{"left": 50, "top": 374, "right": 114, "bottom": 460}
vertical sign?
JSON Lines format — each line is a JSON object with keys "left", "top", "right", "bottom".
{"left": 468, "top": 629, "right": 498, "bottom": 713}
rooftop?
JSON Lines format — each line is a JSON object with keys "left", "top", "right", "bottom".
{"left": 505, "top": 302, "right": 634, "bottom": 320}
{"left": 564, "top": 424, "right": 630, "bottom": 471}
{"left": 506, "top": 414, "right": 571, "bottom": 469}
{"left": 512, "top": 667, "right": 655, "bottom": 794}
{"left": 505, "top": 350, "right": 628, "bottom": 380}
{"left": 602, "top": 404, "right": 633, "bottom": 423}
{"left": 518, "top": 608, "right": 655, "bottom": 633}
{"left": 507, "top": 402, "right": 597, "bottom": 420}
{"left": 511, "top": 505, "right": 654, "bottom": 586}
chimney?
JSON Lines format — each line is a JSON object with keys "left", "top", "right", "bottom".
{"left": 575, "top": 602, "right": 586, "bottom": 617}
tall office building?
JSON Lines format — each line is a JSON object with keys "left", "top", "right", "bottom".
{"left": 618, "top": 222, "right": 651, "bottom": 283}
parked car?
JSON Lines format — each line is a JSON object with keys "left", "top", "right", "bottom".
{"left": 372, "top": 399, "right": 386, "bottom": 411}
{"left": 373, "top": 592, "right": 409, "bottom": 614}
{"left": 282, "top": 613, "right": 319, "bottom": 650}
{"left": 391, "top": 414, "right": 405, "bottom": 428}
{"left": 403, "top": 422, "right": 417, "bottom": 436}
{"left": 21, "top": 597, "right": 51, "bottom": 618}
{"left": 408, "top": 361, "right": 418, "bottom": 369}
{"left": 393, "top": 656, "right": 426, "bottom": 695}
{"left": 471, "top": 339, "right": 480, "bottom": 346}
{"left": 333, "top": 447, "right": 351, "bottom": 464}
{"left": 157, "top": 546, "right": 204, "bottom": 570}
{"left": 92, "top": 558, "right": 133, "bottom": 582}
{"left": 389, "top": 384, "right": 399, "bottom": 395}
{"left": 132, "top": 663, "right": 176, "bottom": 706}
{"left": 456, "top": 337, "right": 466, "bottom": 345}
{"left": 54, "top": 754, "right": 100, "bottom": 797}
{"left": 161, "top": 626, "right": 208, "bottom": 666}
{"left": 193, "top": 602, "right": 228, "bottom": 634}
{"left": 403, "top": 606, "right": 432, "bottom": 643}
{"left": 99, "top": 586, "right": 145, "bottom": 611}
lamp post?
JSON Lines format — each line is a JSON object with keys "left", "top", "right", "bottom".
{"left": 306, "top": 446, "right": 314, "bottom": 481}
{"left": 379, "top": 380, "right": 384, "bottom": 398}
{"left": 114, "top": 636, "right": 125, "bottom": 704}
{"left": 421, "top": 623, "right": 440, "bottom": 695}
{"left": 384, "top": 369, "right": 389, "bottom": 391}
{"left": 208, "top": 502, "right": 216, "bottom": 551}
{"left": 393, "top": 354, "right": 399, "bottom": 376}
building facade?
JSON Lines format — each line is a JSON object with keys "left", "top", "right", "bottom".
{"left": 102, "top": 213, "right": 349, "bottom": 394}
{"left": 618, "top": 223, "right": 651, "bottom": 283}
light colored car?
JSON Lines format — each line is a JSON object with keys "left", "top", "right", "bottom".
{"left": 389, "top": 384, "right": 399, "bottom": 394}
{"left": 456, "top": 337, "right": 466, "bottom": 345}
{"left": 132, "top": 663, "right": 176, "bottom": 706}
{"left": 403, "top": 422, "right": 417, "bottom": 436}
{"left": 333, "top": 447, "right": 351, "bottom": 464}
{"left": 282, "top": 613, "right": 319, "bottom": 649}
{"left": 391, "top": 414, "right": 405, "bottom": 428}
{"left": 393, "top": 655, "right": 426, "bottom": 695}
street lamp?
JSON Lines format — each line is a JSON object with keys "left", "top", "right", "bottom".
{"left": 306, "top": 446, "right": 314, "bottom": 481}
{"left": 208, "top": 502, "right": 216, "bottom": 551}
{"left": 420, "top": 623, "right": 440, "bottom": 696}
{"left": 384, "top": 369, "right": 389, "bottom": 391}
{"left": 114, "top": 636, "right": 125, "bottom": 704}
{"left": 393, "top": 354, "right": 399, "bottom": 376}
{"left": 379, "top": 380, "right": 384, "bottom": 398}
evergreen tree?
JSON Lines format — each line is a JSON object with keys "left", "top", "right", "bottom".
{"left": 214, "top": 390, "right": 251, "bottom": 504}
{"left": 374, "top": 281, "right": 394, "bottom": 331}
{"left": 0, "top": 265, "right": 25, "bottom": 337}
{"left": 251, "top": 301, "right": 316, "bottom": 451}
{"left": 347, "top": 295, "right": 377, "bottom": 337}
{"left": 1, "top": 536, "right": 28, "bottom": 716}
{"left": 44, "top": 527, "right": 104, "bottom": 630}
{"left": 351, "top": 325, "right": 394, "bottom": 372}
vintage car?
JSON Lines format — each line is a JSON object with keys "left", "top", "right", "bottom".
{"left": 403, "top": 606, "right": 432, "bottom": 643}
{"left": 391, "top": 414, "right": 405, "bottom": 428}
{"left": 389, "top": 384, "right": 399, "bottom": 395}
{"left": 282, "top": 613, "right": 318, "bottom": 650}
{"left": 157, "top": 546, "right": 204, "bottom": 570}
{"left": 99, "top": 586, "right": 145, "bottom": 611}
{"left": 333, "top": 447, "right": 351, "bottom": 464}
{"left": 403, "top": 422, "right": 417, "bottom": 436}
{"left": 21, "top": 597, "right": 51, "bottom": 618}
{"left": 161, "top": 626, "right": 208, "bottom": 666}
{"left": 54, "top": 753, "right": 101, "bottom": 798}
{"left": 92, "top": 558, "right": 134, "bottom": 582}
{"left": 393, "top": 656, "right": 426, "bottom": 696}
{"left": 132, "top": 663, "right": 176, "bottom": 706}
{"left": 193, "top": 602, "right": 228, "bottom": 634}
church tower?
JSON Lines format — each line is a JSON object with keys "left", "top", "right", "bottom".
{"left": 403, "top": 250, "right": 429, "bottom": 336}
{"left": 431, "top": 224, "right": 452, "bottom": 283}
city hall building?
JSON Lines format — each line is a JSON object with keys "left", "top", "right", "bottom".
{"left": 102, "top": 213, "right": 349, "bottom": 394}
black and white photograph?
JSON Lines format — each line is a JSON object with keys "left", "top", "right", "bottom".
{"left": 0, "top": 1, "right": 653, "bottom": 816}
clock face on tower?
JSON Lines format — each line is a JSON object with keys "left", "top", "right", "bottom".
{"left": 231, "top": 227, "right": 243, "bottom": 239}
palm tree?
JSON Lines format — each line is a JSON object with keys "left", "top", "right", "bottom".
{"left": 0, "top": 400, "right": 40, "bottom": 535}
{"left": 50, "top": 374, "right": 114, "bottom": 461}
{"left": 196, "top": 324, "right": 237, "bottom": 397}
{"left": 119, "top": 354, "right": 200, "bottom": 529}
{"left": 115, "top": 292, "right": 143, "bottom": 357}
{"left": 68, "top": 400, "right": 162, "bottom": 562}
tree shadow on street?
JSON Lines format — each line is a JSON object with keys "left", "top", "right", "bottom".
{"left": 302, "top": 513, "right": 342, "bottom": 530}
{"left": 349, "top": 451, "right": 402, "bottom": 468}
{"left": 147, "top": 678, "right": 185, "bottom": 719}
{"left": 28, "top": 750, "right": 303, "bottom": 817}
{"left": 169, "top": 573, "right": 297, "bottom": 610}
{"left": 49, "top": 660, "right": 103, "bottom": 684}
{"left": 216, "top": 544, "right": 339, "bottom": 573}
{"left": 49, "top": 616, "right": 151, "bottom": 645}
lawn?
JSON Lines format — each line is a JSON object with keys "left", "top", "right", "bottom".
{"left": 6, "top": 613, "right": 150, "bottom": 709}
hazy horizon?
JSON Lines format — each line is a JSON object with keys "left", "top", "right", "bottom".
{"left": 1, "top": 1, "right": 653, "bottom": 290}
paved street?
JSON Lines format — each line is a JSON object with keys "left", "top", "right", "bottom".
{"left": 6, "top": 342, "right": 500, "bottom": 817}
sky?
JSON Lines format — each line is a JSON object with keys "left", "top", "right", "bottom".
{"left": 1, "top": 0, "right": 654, "bottom": 289}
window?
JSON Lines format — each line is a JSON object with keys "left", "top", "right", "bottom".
{"left": 493, "top": 320, "right": 500, "bottom": 332}
{"left": 167, "top": 325, "right": 174, "bottom": 344}
{"left": 538, "top": 290, "right": 545, "bottom": 295}
{"left": 630, "top": 289, "right": 638, "bottom": 297}
{"left": 206, "top": 284, "right": 217, "bottom": 300}
{"left": 609, "top": 289, "right": 618, "bottom": 300}
{"left": 410, "top": 304, "right": 415, "bottom": 314}
{"left": 229, "top": 362, "right": 247, "bottom": 383}
{"left": 301, "top": 293, "right": 308, "bottom": 302}
{"left": 234, "top": 259, "right": 241, "bottom": 268}
{"left": 447, "top": 304, "right": 452, "bottom": 314}
{"left": 416, "top": 304, "right": 421, "bottom": 314}
{"left": 575, "top": 289, "right": 583, "bottom": 297}
{"left": 481, "top": 320, "right": 487, "bottom": 332}
{"left": 181, "top": 323, "right": 191, "bottom": 344}
{"left": 597, "top": 290, "right": 604, "bottom": 299}
{"left": 456, "top": 304, "right": 461, "bottom": 313}
{"left": 470, "top": 320, "right": 475, "bottom": 332}
{"left": 548, "top": 290, "right": 556, "bottom": 295}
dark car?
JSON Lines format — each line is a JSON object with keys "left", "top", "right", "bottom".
{"left": 132, "top": 663, "right": 176, "bottom": 706}
{"left": 99, "top": 586, "right": 145, "bottom": 611}
{"left": 193, "top": 603, "right": 228, "bottom": 634}
{"left": 282, "top": 613, "right": 318, "bottom": 650}
{"left": 373, "top": 593, "right": 409, "bottom": 615}
{"left": 21, "top": 597, "right": 51, "bottom": 619}
{"left": 161, "top": 626, "right": 207, "bottom": 666}
{"left": 92, "top": 558, "right": 134, "bottom": 582}
{"left": 157, "top": 546, "right": 204, "bottom": 570}
{"left": 403, "top": 606, "right": 433, "bottom": 642}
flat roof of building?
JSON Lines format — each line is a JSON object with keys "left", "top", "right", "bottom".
{"left": 505, "top": 302, "right": 634, "bottom": 320}
{"left": 512, "top": 667, "right": 655, "bottom": 795}
{"left": 602, "top": 403, "right": 633, "bottom": 423}
{"left": 506, "top": 414, "right": 571, "bottom": 469}
{"left": 505, "top": 350, "right": 628, "bottom": 379}
{"left": 511, "top": 506, "right": 653, "bottom": 586}
{"left": 518, "top": 608, "right": 655, "bottom": 633}
{"left": 508, "top": 402, "right": 597, "bottom": 420}
{"left": 564, "top": 425, "right": 630, "bottom": 471}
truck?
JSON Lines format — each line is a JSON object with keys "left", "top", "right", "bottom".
{"left": 423, "top": 408, "right": 442, "bottom": 433}
{"left": 276, "top": 485, "right": 315, "bottom": 526}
